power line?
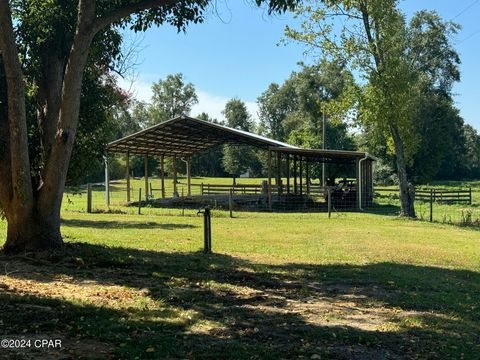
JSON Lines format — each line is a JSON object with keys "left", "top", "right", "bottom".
{"left": 458, "top": 28, "right": 480, "bottom": 44}
{"left": 452, "top": 0, "right": 480, "bottom": 20}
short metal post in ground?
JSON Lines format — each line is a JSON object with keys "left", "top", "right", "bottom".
{"left": 87, "top": 183, "right": 92, "bottom": 214}
{"left": 138, "top": 188, "right": 142, "bottom": 215}
{"left": 429, "top": 189, "right": 433, "bottom": 222}
{"left": 199, "top": 208, "right": 212, "bottom": 254}
{"left": 229, "top": 189, "right": 234, "bottom": 218}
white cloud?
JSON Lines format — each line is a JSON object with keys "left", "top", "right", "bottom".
{"left": 192, "top": 91, "right": 259, "bottom": 123}
{"left": 117, "top": 77, "right": 259, "bottom": 123}
{"left": 117, "top": 77, "right": 153, "bottom": 103}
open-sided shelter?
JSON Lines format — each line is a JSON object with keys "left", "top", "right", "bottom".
{"left": 106, "top": 115, "right": 375, "bottom": 210}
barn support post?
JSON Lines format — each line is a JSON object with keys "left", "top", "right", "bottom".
{"left": 356, "top": 158, "right": 361, "bottom": 210}
{"left": 286, "top": 154, "right": 290, "bottom": 194}
{"left": 144, "top": 154, "right": 149, "bottom": 201}
{"left": 187, "top": 156, "right": 192, "bottom": 196}
{"left": 429, "top": 189, "right": 434, "bottom": 222}
{"left": 87, "top": 183, "right": 92, "bottom": 214}
{"left": 173, "top": 155, "right": 178, "bottom": 197}
{"left": 293, "top": 155, "right": 298, "bottom": 195}
{"left": 299, "top": 156, "right": 303, "bottom": 195}
{"left": 160, "top": 155, "right": 165, "bottom": 199}
{"left": 276, "top": 152, "right": 282, "bottom": 195}
{"left": 306, "top": 160, "right": 310, "bottom": 194}
{"left": 267, "top": 150, "right": 273, "bottom": 211}
{"left": 104, "top": 155, "right": 110, "bottom": 206}
{"left": 368, "top": 160, "right": 373, "bottom": 206}
{"left": 126, "top": 151, "right": 131, "bottom": 202}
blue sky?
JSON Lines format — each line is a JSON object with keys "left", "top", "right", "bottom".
{"left": 118, "top": 0, "right": 480, "bottom": 130}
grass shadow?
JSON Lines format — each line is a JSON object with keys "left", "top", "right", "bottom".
{"left": 62, "top": 218, "right": 197, "bottom": 230}
{"left": 1, "top": 243, "right": 479, "bottom": 359}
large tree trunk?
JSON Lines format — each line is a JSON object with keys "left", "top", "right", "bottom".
{"left": 0, "top": 0, "right": 96, "bottom": 254}
{"left": 391, "top": 125, "right": 415, "bottom": 217}
{"left": 3, "top": 208, "right": 63, "bottom": 254}
{"left": 1, "top": 0, "right": 188, "bottom": 254}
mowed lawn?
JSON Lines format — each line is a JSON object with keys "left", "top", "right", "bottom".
{"left": 1, "top": 207, "right": 480, "bottom": 358}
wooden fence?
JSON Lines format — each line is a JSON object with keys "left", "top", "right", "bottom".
{"left": 194, "top": 182, "right": 328, "bottom": 197}
{"left": 376, "top": 187, "right": 472, "bottom": 205}
{"left": 197, "top": 183, "right": 264, "bottom": 195}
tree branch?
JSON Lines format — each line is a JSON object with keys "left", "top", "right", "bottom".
{"left": 93, "top": 0, "right": 177, "bottom": 33}
{"left": 39, "top": 0, "right": 97, "bottom": 213}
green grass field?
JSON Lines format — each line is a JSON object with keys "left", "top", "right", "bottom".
{"left": 1, "top": 178, "right": 479, "bottom": 359}
{"left": 66, "top": 176, "right": 480, "bottom": 226}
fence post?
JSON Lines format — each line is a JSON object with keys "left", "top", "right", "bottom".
{"left": 327, "top": 188, "right": 332, "bottom": 219}
{"left": 87, "top": 183, "right": 92, "bottom": 214}
{"left": 201, "top": 183, "right": 204, "bottom": 195}
{"left": 138, "top": 188, "right": 142, "bottom": 215}
{"left": 150, "top": 182, "right": 153, "bottom": 198}
{"left": 181, "top": 188, "right": 185, "bottom": 216}
{"left": 429, "top": 189, "right": 433, "bottom": 222}
{"left": 229, "top": 189, "right": 233, "bottom": 218}
{"left": 105, "top": 156, "right": 110, "bottom": 207}
{"left": 469, "top": 187, "right": 472, "bottom": 205}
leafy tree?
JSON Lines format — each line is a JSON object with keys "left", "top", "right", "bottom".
{"left": 191, "top": 112, "right": 227, "bottom": 177}
{"left": 285, "top": 0, "right": 461, "bottom": 217}
{"left": 68, "top": 72, "right": 128, "bottom": 185}
{"left": 461, "top": 125, "right": 480, "bottom": 179}
{"left": 222, "top": 99, "right": 260, "bottom": 183}
{"left": 129, "top": 100, "right": 151, "bottom": 130}
{"left": 360, "top": 10, "right": 464, "bottom": 184}
{"left": 259, "top": 62, "right": 355, "bottom": 144}
{"left": 407, "top": 11, "right": 463, "bottom": 182}
{"left": 409, "top": 90, "right": 465, "bottom": 182}
{"left": 148, "top": 73, "right": 198, "bottom": 125}
{"left": 258, "top": 83, "right": 293, "bottom": 141}
{"left": 258, "top": 62, "right": 356, "bottom": 179}
{"left": 223, "top": 98, "right": 254, "bottom": 131}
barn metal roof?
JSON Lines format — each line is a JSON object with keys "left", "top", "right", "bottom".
{"left": 106, "top": 115, "right": 297, "bottom": 156}
{"left": 269, "top": 147, "right": 377, "bottom": 164}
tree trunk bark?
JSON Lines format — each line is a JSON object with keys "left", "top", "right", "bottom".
{"left": 3, "top": 206, "right": 63, "bottom": 253}
{"left": 0, "top": 0, "right": 96, "bottom": 254}
{"left": 391, "top": 125, "right": 415, "bottom": 217}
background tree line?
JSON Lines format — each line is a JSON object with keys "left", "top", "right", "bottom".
{"left": 75, "top": 61, "right": 480, "bottom": 188}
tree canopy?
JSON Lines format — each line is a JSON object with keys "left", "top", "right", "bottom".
{"left": 148, "top": 73, "right": 199, "bottom": 124}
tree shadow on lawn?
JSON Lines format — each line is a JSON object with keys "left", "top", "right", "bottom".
{"left": 1, "top": 243, "right": 479, "bottom": 359}
{"left": 62, "top": 218, "right": 197, "bottom": 230}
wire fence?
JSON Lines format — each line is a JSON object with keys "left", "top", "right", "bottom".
{"left": 63, "top": 178, "right": 480, "bottom": 228}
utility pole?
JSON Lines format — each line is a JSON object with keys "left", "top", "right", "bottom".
{"left": 322, "top": 108, "right": 326, "bottom": 187}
